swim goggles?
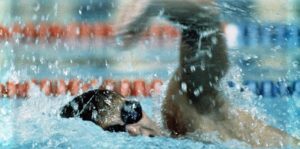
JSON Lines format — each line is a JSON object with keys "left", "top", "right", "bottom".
{"left": 104, "top": 100, "right": 143, "bottom": 132}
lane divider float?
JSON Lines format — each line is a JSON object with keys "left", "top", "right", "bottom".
{"left": 1, "top": 79, "right": 300, "bottom": 99}
{"left": 0, "top": 79, "right": 163, "bottom": 99}
{"left": 0, "top": 23, "right": 180, "bottom": 42}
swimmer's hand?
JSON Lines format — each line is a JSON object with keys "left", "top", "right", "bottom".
{"left": 112, "top": 0, "right": 154, "bottom": 49}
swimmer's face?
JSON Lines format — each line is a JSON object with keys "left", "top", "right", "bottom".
{"left": 96, "top": 91, "right": 162, "bottom": 137}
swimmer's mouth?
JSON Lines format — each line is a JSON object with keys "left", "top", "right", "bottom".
{"left": 104, "top": 100, "right": 143, "bottom": 133}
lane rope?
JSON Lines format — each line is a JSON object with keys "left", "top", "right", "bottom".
{"left": 0, "top": 23, "right": 180, "bottom": 42}
{"left": 0, "top": 79, "right": 299, "bottom": 98}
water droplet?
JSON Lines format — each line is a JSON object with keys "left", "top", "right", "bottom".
{"left": 105, "top": 60, "right": 109, "bottom": 68}
{"left": 33, "top": 2, "right": 40, "bottom": 12}
{"left": 181, "top": 82, "right": 187, "bottom": 92}
{"left": 292, "top": 61, "right": 299, "bottom": 68}
{"left": 206, "top": 50, "right": 212, "bottom": 58}
{"left": 104, "top": 99, "right": 112, "bottom": 106}
{"left": 92, "top": 110, "right": 98, "bottom": 120}
{"left": 193, "top": 89, "right": 200, "bottom": 96}
{"left": 40, "top": 58, "right": 44, "bottom": 64}
{"left": 212, "top": 36, "right": 217, "bottom": 44}
{"left": 200, "top": 61, "right": 205, "bottom": 71}
{"left": 190, "top": 65, "right": 196, "bottom": 72}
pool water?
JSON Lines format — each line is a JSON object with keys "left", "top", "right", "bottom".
{"left": 0, "top": 94, "right": 249, "bottom": 149}
{"left": 1, "top": 68, "right": 300, "bottom": 149}
{"left": 0, "top": 40, "right": 300, "bottom": 148}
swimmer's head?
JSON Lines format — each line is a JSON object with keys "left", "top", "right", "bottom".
{"left": 60, "top": 89, "right": 161, "bottom": 136}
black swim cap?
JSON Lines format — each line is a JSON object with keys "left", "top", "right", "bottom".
{"left": 60, "top": 89, "right": 123, "bottom": 124}
{"left": 121, "top": 101, "right": 143, "bottom": 124}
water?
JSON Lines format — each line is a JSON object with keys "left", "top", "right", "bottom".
{"left": 0, "top": 65, "right": 300, "bottom": 148}
{"left": 0, "top": 35, "right": 300, "bottom": 148}
{"left": 0, "top": 93, "right": 249, "bottom": 149}
{"left": 0, "top": 20, "right": 300, "bottom": 149}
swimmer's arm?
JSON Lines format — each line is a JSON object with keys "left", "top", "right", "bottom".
{"left": 112, "top": 0, "right": 217, "bottom": 48}
{"left": 232, "top": 110, "right": 300, "bottom": 147}
{"left": 112, "top": 0, "right": 155, "bottom": 48}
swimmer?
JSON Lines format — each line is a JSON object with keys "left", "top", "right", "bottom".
{"left": 61, "top": 0, "right": 300, "bottom": 147}
{"left": 60, "top": 89, "right": 162, "bottom": 137}
{"left": 112, "top": 0, "right": 300, "bottom": 147}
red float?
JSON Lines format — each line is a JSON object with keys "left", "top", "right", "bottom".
{"left": 40, "top": 79, "right": 52, "bottom": 96}
{"left": 93, "top": 23, "right": 113, "bottom": 38}
{"left": 79, "top": 23, "right": 91, "bottom": 40}
{"left": 132, "top": 80, "right": 146, "bottom": 96}
{"left": 0, "top": 79, "right": 165, "bottom": 98}
{"left": 0, "top": 25, "right": 10, "bottom": 40}
{"left": 81, "top": 79, "right": 98, "bottom": 92}
{"left": 16, "top": 81, "right": 30, "bottom": 98}
{"left": 36, "top": 23, "right": 49, "bottom": 41}
{"left": 63, "top": 23, "right": 79, "bottom": 40}
{"left": 6, "top": 81, "right": 17, "bottom": 98}
{"left": 81, "top": 82, "right": 91, "bottom": 92}
{"left": 31, "top": 79, "right": 39, "bottom": 85}
{"left": 48, "top": 24, "right": 63, "bottom": 39}
{"left": 90, "top": 79, "right": 98, "bottom": 87}
{"left": 52, "top": 80, "right": 67, "bottom": 96}
{"left": 11, "top": 23, "right": 23, "bottom": 37}
{"left": 68, "top": 79, "right": 81, "bottom": 96}
{"left": 0, "top": 83, "right": 6, "bottom": 96}
{"left": 23, "top": 23, "right": 37, "bottom": 40}
{"left": 150, "top": 79, "right": 163, "bottom": 96}
{"left": 115, "top": 80, "right": 131, "bottom": 97}
{"left": 100, "top": 79, "right": 115, "bottom": 91}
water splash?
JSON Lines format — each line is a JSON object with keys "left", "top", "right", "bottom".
{"left": 0, "top": 91, "right": 230, "bottom": 149}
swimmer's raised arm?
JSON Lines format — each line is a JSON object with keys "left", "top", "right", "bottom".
{"left": 112, "top": 0, "right": 219, "bottom": 48}
{"left": 113, "top": 0, "right": 153, "bottom": 47}
{"left": 112, "top": 0, "right": 300, "bottom": 147}
{"left": 113, "top": 0, "right": 228, "bottom": 108}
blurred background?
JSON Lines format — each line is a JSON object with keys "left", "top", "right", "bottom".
{"left": 2, "top": 1, "right": 300, "bottom": 147}
{"left": 0, "top": 0, "right": 300, "bottom": 97}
